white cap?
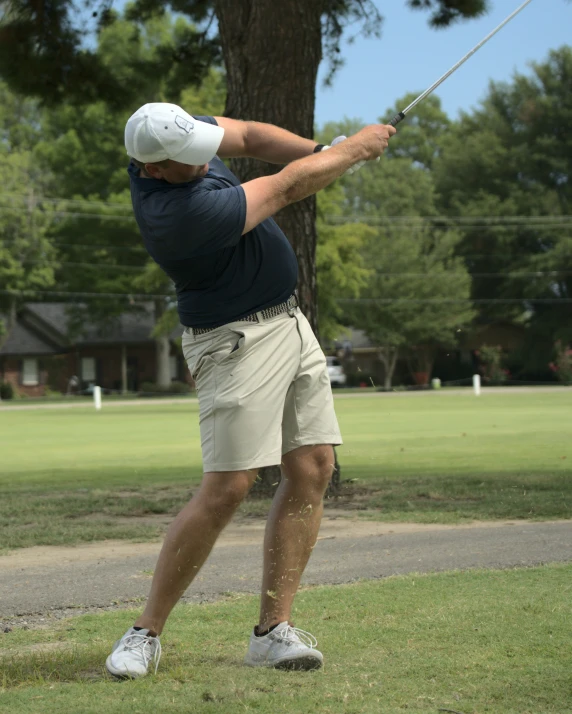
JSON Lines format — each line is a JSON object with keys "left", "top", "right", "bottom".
{"left": 125, "top": 102, "right": 224, "bottom": 166}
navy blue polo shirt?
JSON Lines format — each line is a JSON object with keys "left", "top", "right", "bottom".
{"left": 128, "top": 116, "right": 298, "bottom": 328}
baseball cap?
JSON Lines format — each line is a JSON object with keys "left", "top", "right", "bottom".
{"left": 125, "top": 102, "right": 225, "bottom": 166}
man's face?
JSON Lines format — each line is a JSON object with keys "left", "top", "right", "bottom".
{"left": 144, "top": 159, "right": 209, "bottom": 183}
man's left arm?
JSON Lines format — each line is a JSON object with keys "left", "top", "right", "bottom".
{"left": 214, "top": 117, "right": 317, "bottom": 164}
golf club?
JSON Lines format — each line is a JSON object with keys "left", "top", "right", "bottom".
{"left": 388, "top": 0, "right": 534, "bottom": 127}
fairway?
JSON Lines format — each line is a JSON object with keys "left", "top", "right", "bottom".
{"left": 1, "top": 391, "right": 571, "bottom": 549}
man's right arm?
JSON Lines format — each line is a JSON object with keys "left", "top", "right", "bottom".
{"left": 241, "top": 124, "right": 396, "bottom": 235}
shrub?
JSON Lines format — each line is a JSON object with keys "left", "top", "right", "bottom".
{"left": 475, "top": 345, "right": 509, "bottom": 385}
{"left": 549, "top": 341, "right": 572, "bottom": 384}
{"left": 44, "top": 387, "right": 63, "bottom": 398}
{"left": 140, "top": 381, "right": 192, "bottom": 396}
{"left": 0, "top": 382, "right": 14, "bottom": 400}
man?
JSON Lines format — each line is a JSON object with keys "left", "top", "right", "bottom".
{"left": 106, "top": 103, "right": 396, "bottom": 678}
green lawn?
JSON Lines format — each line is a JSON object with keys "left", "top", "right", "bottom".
{"left": 1, "top": 391, "right": 570, "bottom": 549}
{"left": 1, "top": 564, "right": 570, "bottom": 713}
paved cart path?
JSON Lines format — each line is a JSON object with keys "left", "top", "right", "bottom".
{"left": 1, "top": 518, "right": 571, "bottom": 628}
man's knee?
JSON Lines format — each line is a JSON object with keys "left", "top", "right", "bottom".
{"left": 282, "top": 445, "right": 335, "bottom": 493}
{"left": 198, "top": 470, "right": 258, "bottom": 520}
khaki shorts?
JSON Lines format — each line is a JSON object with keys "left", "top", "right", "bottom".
{"left": 181, "top": 308, "right": 342, "bottom": 472}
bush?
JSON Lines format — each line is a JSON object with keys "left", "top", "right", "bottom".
{"left": 43, "top": 387, "right": 63, "bottom": 398}
{"left": 344, "top": 371, "right": 376, "bottom": 388}
{"left": 475, "top": 345, "right": 509, "bottom": 385}
{"left": 0, "top": 382, "right": 14, "bottom": 400}
{"left": 549, "top": 341, "right": 572, "bottom": 384}
{"left": 140, "top": 381, "right": 192, "bottom": 396}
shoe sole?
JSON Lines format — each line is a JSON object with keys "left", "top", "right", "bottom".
{"left": 273, "top": 655, "right": 323, "bottom": 671}
{"left": 246, "top": 654, "right": 324, "bottom": 671}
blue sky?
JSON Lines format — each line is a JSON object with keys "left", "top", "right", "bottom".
{"left": 315, "top": 0, "right": 572, "bottom": 126}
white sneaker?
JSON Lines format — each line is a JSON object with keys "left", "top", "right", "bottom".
{"left": 105, "top": 627, "right": 162, "bottom": 679}
{"left": 244, "top": 622, "right": 323, "bottom": 670}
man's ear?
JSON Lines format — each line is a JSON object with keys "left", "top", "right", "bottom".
{"left": 144, "top": 163, "right": 163, "bottom": 179}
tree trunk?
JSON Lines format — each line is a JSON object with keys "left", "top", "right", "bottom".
{"left": 215, "top": 0, "right": 323, "bottom": 333}
{"left": 154, "top": 299, "right": 171, "bottom": 387}
{"left": 121, "top": 344, "right": 128, "bottom": 394}
{"left": 378, "top": 346, "right": 399, "bottom": 390}
{"left": 215, "top": 0, "right": 340, "bottom": 499}
{"left": 0, "top": 297, "right": 16, "bottom": 352}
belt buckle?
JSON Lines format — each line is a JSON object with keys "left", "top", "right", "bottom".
{"left": 287, "top": 293, "right": 298, "bottom": 317}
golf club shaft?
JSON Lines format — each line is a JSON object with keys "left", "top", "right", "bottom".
{"left": 388, "top": 0, "right": 534, "bottom": 127}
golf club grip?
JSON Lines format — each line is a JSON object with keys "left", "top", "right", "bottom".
{"left": 389, "top": 112, "right": 405, "bottom": 127}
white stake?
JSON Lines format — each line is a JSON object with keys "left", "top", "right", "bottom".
{"left": 473, "top": 374, "right": 481, "bottom": 396}
{"left": 94, "top": 385, "right": 102, "bottom": 410}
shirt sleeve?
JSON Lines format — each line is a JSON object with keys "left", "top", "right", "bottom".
{"left": 193, "top": 115, "right": 217, "bottom": 126}
{"left": 175, "top": 184, "right": 247, "bottom": 257}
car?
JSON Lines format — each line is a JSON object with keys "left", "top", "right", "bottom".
{"left": 326, "top": 356, "right": 347, "bottom": 387}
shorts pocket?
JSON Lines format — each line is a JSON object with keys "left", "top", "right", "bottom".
{"left": 209, "top": 328, "right": 247, "bottom": 366}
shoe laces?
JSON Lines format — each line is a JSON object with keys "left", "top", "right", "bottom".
{"left": 274, "top": 624, "right": 318, "bottom": 649}
{"left": 122, "top": 632, "right": 162, "bottom": 674}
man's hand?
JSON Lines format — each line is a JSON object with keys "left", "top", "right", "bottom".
{"left": 240, "top": 123, "right": 396, "bottom": 233}
{"left": 321, "top": 125, "right": 396, "bottom": 174}
{"left": 349, "top": 124, "right": 396, "bottom": 160}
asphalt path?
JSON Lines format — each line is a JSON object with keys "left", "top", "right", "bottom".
{"left": 1, "top": 518, "right": 571, "bottom": 628}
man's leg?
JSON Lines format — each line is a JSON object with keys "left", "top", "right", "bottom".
{"left": 134, "top": 469, "right": 257, "bottom": 636}
{"left": 258, "top": 444, "right": 334, "bottom": 630}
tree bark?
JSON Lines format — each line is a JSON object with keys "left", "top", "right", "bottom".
{"left": 215, "top": 0, "right": 337, "bottom": 498}
{"left": 154, "top": 299, "right": 171, "bottom": 387}
{"left": 215, "top": 0, "right": 323, "bottom": 333}
{"left": 121, "top": 344, "right": 128, "bottom": 394}
{"left": 378, "top": 346, "right": 399, "bottom": 390}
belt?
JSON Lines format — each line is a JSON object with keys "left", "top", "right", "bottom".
{"left": 189, "top": 293, "right": 299, "bottom": 336}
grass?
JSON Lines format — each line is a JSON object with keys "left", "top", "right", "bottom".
{"left": 0, "top": 391, "right": 570, "bottom": 550}
{"left": 1, "top": 564, "right": 571, "bottom": 713}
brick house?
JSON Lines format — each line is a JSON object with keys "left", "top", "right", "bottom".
{"left": 0, "top": 303, "right": 188, "bottom": 397}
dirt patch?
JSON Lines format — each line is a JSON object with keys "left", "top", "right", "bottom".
{"left": 2, "top": 516, "right": 568, "bottom": 572}
{"left": 3, "top": 641, "right": 71, "bottom": 655}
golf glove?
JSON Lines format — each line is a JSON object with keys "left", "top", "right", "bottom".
{"left": 321, "top": 135, "right": 378, "bottom": 175}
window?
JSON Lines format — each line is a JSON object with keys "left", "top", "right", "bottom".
{"left": 81, "top": 357, "right": 96, "bottom": 382}
{"left": 169, "top": 355, "right": 178, "bottom": 381}
{"left": 22, "top": 358, "right": 39, "bottom": 386}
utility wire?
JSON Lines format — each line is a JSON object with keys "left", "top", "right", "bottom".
{"left": 337, "top": 298, "right": 571, "bottom": 305}
{"left": 12, "top": 261, "right": 572, "bottom": 278}
{"left": 4, "top": 195, "right": 572, "bottom": 223}
{"left": 2, "top": 289, "right": 568, "bottom": 304}
{"left": 0, "top": 238, "right": 561, "bottom": 260}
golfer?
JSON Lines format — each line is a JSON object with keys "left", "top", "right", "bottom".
{"left": 106, "top": 103, "right": 395, "bottom": 678}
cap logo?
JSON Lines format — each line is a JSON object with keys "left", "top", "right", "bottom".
{"left": 175, "top": 116, "right": 194, "bottom": 134}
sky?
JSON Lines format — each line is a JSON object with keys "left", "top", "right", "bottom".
{"left": 314, "top": 0, "right": 572, "bottom": 127}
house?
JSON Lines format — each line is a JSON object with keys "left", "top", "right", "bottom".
{"left": 0, "top": 303, "right": 188, "bottom": 397}
{"left": 326, "top": 322, "right": 528, "bottom": 387}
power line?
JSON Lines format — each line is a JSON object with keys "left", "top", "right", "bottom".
{"left": 0, "top": 238, "right": 560, "bottom": 260}
{"left": 0, "top": 289, "right": 173, "bottom": 300}
{"left": 22, "top": 260, "right": 147, "bottom": 272}
{"left": 2, "top": 198, "right": 572, "bottom": 227}
{"left": 7, "top": 257, "right": 572, "bottom": 278}
{"left": 0, "top": 238, "right": 144, "bottom": 252}
{"left": 4, "top": 195, "right": 572, "bottom": 222}
{"left": 2, "top": 289, "right": 569, "bottom": 304}
{"left": 337, "top": 298, "right": 571, "bottom": 305}
{"left": 3, "top": 195, "right": 132, "bottom": 209}
{"left": 0, "top": 207, "right": 136, "bottom": 222}
{"left": 325, "top": 215, "right": 572, "bottom": 225}
{"left": 371, "top": 271, "right": 572, "bottom": 278}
